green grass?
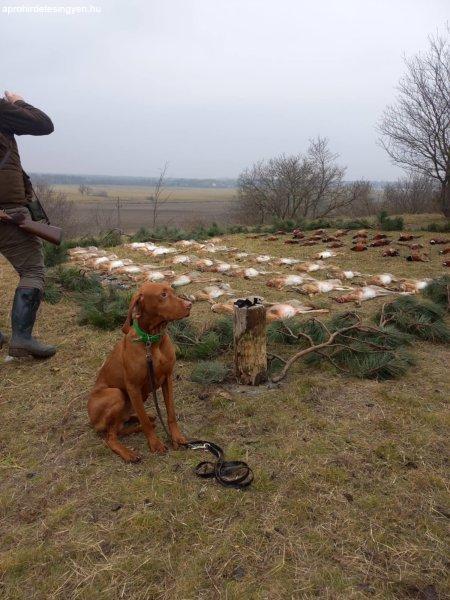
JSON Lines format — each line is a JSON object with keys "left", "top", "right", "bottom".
{"left": 1, "top": 228, "right": 449, "bottom": 599}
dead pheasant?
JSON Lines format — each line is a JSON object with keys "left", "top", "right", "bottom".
{"left": 299, "top": 240, "right": 319, "bottom": 246}
{"left": 439, "top": 247, "right": 450, "bottom": 255}
{"left": 430, "top": 238, "right": 450, "bottom": 245}
{"left": 382, "top": 247, "right": 400, "bottom": 257}
{"left": 327, "top": 242, "right": 344, "bottom": 249}
{"left": 369, "top": 238, "right": 391, "bottom": 247}
{"left": 406, "top": 253, "right": 429, "bottom": 262}
{"left": 351, "top": 243, "right": 368, "bottom": 252}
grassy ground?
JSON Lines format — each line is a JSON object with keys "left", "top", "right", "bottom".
{"left": 0, "top": 229, "right": 449, "bottom": 599}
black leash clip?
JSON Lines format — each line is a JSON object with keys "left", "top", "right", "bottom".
{"left": 186, "top": 440, "right": 254, "bottom": 489}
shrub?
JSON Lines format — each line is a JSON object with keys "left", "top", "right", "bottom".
{"left": 55, "top": 266, "right": 102, "bottom": 293}
{"left": 335, "top": 218, "right": 373, "bottom": 230}
{"left": 130, "top": 227, "right": 154, "bottom": 243}
{"left": 422, "top": 276, "right": 450, "bottom": 309}
{"left": 190, "top": 361, "right": 229, "bottom": 384}
{"left": 78, "top": 287, "right": 132, "bottom": 330}
{"left": 426, "top": 221, "right": 450, "bottom": 232}
{"left": 43, "top": 241, "right": 69, "bottom": 267}
{"left": 227, "top": 224, "right": 249, "bottom": 234}
{"left": 43, "top": 282, "right": 62, "bottom": 304}
{"left": 377, "top": 211, "right": 404, "bottom": 231}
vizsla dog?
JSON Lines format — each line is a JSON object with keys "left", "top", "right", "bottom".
{"left": 88, "top": 282, "right": 192, "bottom": 463}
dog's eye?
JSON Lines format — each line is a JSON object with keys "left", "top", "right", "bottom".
{"left": 161, "top": 292, "right": 168, "bottom": 299}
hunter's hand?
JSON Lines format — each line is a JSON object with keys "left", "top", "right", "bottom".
{"left": 0, "top": 210, "right": 11, "bottom": 222}
{"left": 4, "top": 91, "right": 24, "bottom": 104}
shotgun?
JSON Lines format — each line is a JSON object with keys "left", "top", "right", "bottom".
{"left": 0, "top": 208, "right": 62, "bottom": 245}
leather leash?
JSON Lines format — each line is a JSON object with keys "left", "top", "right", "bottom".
{"left": 145, "top": 342, "right": 253, "bottom": 489}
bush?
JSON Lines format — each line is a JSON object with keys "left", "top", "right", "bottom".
{"left": 227, "top": 224, "right": 249, "bottom": 234}
{"left": 130, "top": 227, "right": 154, "bottom": 242}
{"left": 190, "top": 361, "right": 229, "bottom": 384}
{"left": 426, "top": 221, "right": 450, "bottom": 232}
{"left": 55, "top": 266, "right": 102, "bottom": 293}
{"left": 335, "top": 218, "right": 373, "bottom": 230}
{"left": 43, "top": 241, "right": 69, "bottom": 267}
{"left": 78, "top": 287, "right": 132, "bottom": 330}
{"left": 422, "top": 276, "right": 450, "bottom": 309}
{"left": 43, "top": 282, "right": 62, "bottom": 304}
{"left": 377, "top": 211, "right": 404, "bottom": 231}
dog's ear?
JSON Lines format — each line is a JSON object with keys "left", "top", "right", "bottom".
{"left": 122, "top": 292, "right": 143, "bottom": 334}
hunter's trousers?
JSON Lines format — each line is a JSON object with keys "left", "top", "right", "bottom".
{"left": 0, "top": 207, "right": 44, "bottom": 292}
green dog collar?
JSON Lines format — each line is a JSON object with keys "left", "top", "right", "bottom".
{"left": 132, "top": 320, "right": 162, "bottom": 345}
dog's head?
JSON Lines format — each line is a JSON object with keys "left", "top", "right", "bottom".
{"left": 122, "top": 282, "right": 192, "bottom": 334}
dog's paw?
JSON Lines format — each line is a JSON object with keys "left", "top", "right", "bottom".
{"left": 149, "top": 438, "right": 167, "bottom": 454}
{"left": 171, "top": 433, "right": 188, "bottom": 450}
{"left": 122, "top": 450, "right": 141, "bottom": 463}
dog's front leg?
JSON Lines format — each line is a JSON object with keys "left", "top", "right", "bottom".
{"left": 126, "top": 383, "right": 167, "bottom": 454}
{"left": 161, "top": 376, "right": 188, "bottom": 449}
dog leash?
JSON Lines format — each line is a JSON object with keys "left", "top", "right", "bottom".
{"left": 145, "top": 342, "right": 253, "bottom": 489}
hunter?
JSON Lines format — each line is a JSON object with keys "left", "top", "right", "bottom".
{"left": 0, "top": 91, "right": 56, "bottom": 358}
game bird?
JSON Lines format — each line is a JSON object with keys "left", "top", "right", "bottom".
{"left": 369, "top": 238, "right": 391, "bottom": 247}
{"left": 430, "top": 238, "right": 450, "bottom": 245}
{"left": 382, "top": 247, "right": 400, "bottom": 257}
{"left": 406, "top": 253, "right": 429, "bottom": 262}
{"left": 351, "top": 243, "right": 368, "bottom": 252}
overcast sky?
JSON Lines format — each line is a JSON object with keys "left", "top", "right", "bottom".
{"left": 0, "top": 0, "right": 448, "bottom": 180}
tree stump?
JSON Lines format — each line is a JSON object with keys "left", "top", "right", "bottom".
{"left": 233, "top": 296, "right": 267, "bottom": 385}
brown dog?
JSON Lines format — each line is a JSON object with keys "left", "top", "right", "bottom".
{"left": 87, "top": 282, "right": 192, "bottom": 463}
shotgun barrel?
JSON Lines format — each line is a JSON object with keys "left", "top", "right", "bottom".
{"left": 0, "top": 209, "right": 62, "bottom": 245}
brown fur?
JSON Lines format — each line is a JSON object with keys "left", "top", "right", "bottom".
{"left": 87, "top": 283, "right": 192, "bottom": 463}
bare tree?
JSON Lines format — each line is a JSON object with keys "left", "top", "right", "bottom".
{"left": 378, "top": 31, "right": 450, "bottom": 217}
{"left": 236, "top": 137, "right": 359, "bottom": 223}
{"left": 382, "top": 174, "right": 439, "bottom": 214}
{"left": 34, "top": 180, "right": 80, "bottom": 237}
{"left": 78, "top": 184, "right": 92, "bottom": 196}
{"left": 148, "top": 163, "right": 170, "bottom": 229}
{"left": 342, "top": 180, "right": 377, "bottom": 217}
